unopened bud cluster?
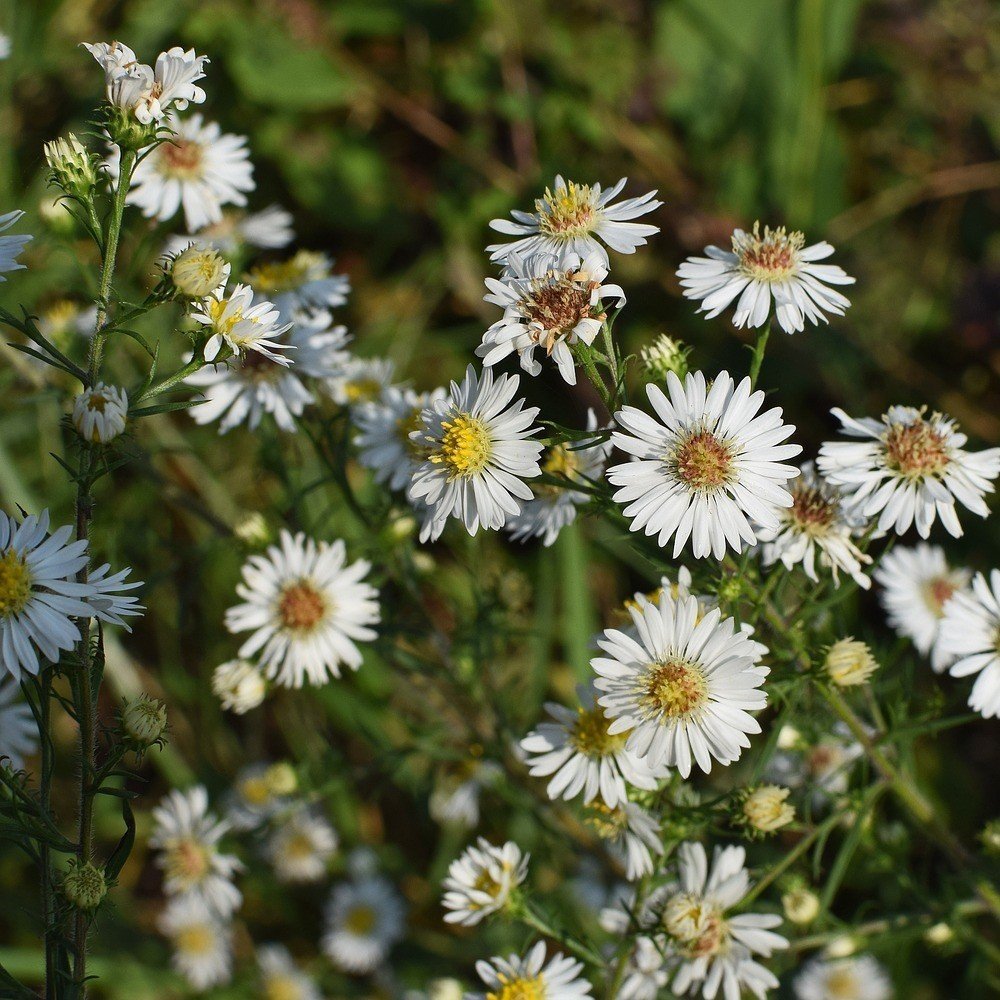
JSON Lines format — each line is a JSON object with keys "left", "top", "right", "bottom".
{"left": 44, "top": 134, "right": 99, "bottom": 200}
{"left": 62, "top": 861, "right": 107, "bottom": 911}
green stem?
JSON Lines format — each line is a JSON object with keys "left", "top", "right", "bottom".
{"left": 518, "top": 905, "right": 604, "bottom": 966}
{"left": 38, "top": 674, "right": 56, "bottom": 1000}
{"left": 748, "top": 322, "right": 771, "bottom": 388}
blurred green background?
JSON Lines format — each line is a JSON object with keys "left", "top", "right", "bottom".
{"left": 1, "top": 0, "right": 999, "bottom": 996}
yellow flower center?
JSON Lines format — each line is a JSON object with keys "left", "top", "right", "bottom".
{"left": 344, "top": 378, "right": 383, "bottom": 404}
{"left": 583, "top": 801, "right": 627, "bottom": 840}
{"left": 825, "top": 968, "right": 860, "bottom": 1000}
{"left": 569, "top": 707, "right": 627, "bottom": 758}
{"left": 733, "top": 222, "right": 804, "bottom": 282}
{"left": 165, "top": 837, "right": 212, "bottom": 888}
{"left": 159, "top": 139, "right": 205, "bottom": 180}
{"left": 247, "top": 251, "right": 325, "bottom": 296}
{"left": 431, "top": 414, "right": 492, "bottom": 479}
{"left": 536, "top": 181, "right": 597, "bottom": 237}
{"left": 278, "top": 581, "right": 328, "bottom": 632}
{"left": 207, "top": 297, "right": 245, "bottom": 338}
{"left": 642, "top": 659, "right": 709, "bottom": 719}
{"left": 240, "top": 775, "right": 273, "bottom": 807}
{"left": 487, "top": 975, "right": 546, "bottom": 1000}
{"left": 265, "top": 975, "right": 306, "bottom": 1000}
{"left": 672, "top": 431, "right": 734, "bottom": 492}
{"left": 398, "top": 409, "right": 430, "bottom": 458}
{"left": 884, "top": 420, "right": 950, "bottom": 478}
{"left": 0, "top": 550, "right": 32, "bottom": 618}
{"left": 175, "top": 923, "right": 216, "bottom": 957}
{"left": 344, "top": 904, "right": 378, "bottom": 935}
{"left": 789, "top": 483, "right": 836, "bottom": 534}
{"left": 284, "top": 831, "right": 317, "bottom": 860}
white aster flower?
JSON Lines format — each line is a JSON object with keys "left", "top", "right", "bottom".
{"left": 0, "top": 210, "right": 31, "bottom": 279}
{"left": 150, "top": 786, "right": 243, "bottom": 917}
{"left": 755, "top": 462, "right": 872, "bottom": 588}
{"left": 593, "top": 592, "right": 769, "bottom": 778}
{"left": 584, "top": 799, "right": 664, "bottom": 881}
{"left": 322, "top": 875, "right": 405, "bottom": 974}
{"left": 212, "top": 659, "right": 267, "bottom": 714}
{"left": 354, "top": 385, "right": 447, "bottom": 492}
{"left": 873, "top": 544, "right": 969, "bottom": 672}
{"left": 655, "top": 841, "right": 787, "bottom": 1000}
{"left": 257, "top": 944, "right": 321, "bottom": 1000}
{"left": 408, "top": 364, "right": 543, "bottom": 542}
{"left": 677, "top": 222, "right": 854, "bottom": 335}
{"left": 767, "top": 725, "right": 863, "bottom": 803}
{"left": 71, "top": 382, "right": 128, "bottom": 444}
{"left": 186, "top": 311, "right": 348, "bottom": 432}
{"left": 225, "top": 529, "right": 380, "bottom": 688}
{"left": 478, "top": 250, "right": 625, "bottom": 384}
{"left": 506, "top": 412, "right": 611, "bottom": 548}
{"left": 938, "top": 570, "right": 1000, "bottom": 719}
{"left": 0, "top": 677, "right": 37, "bottom": 770}
{"left": 111, "top": 114, "right": 253, "bottom": 232}
{"left": 327, "top": 356, "right": 396, "bottom": 409}
{"left": 158, "top": 895, "right": 232, "bottom": 992}
{"left": 266, "top": 808, "right": 339, "bottom": 884}
{"left": 429, "top": 760, "right": 501, "bottom": 829}
{"left": 818, "top": 405, "right": 1000, "bottom": 539}
{"left": 193, "top": 282, "right": 293, "bottom": 365}
{"left": 608, "top": 370, "right": 801, "bottom": 559}
{"left": 225, "top": 762, "right": 297, "bottom": 831}
{"left": 618, "top": 937, "right": 670, "bottom": 1000}
{"left": 165, "top": 204, "right": 295, "bottom": 256}
{"left": 247, "top": 250, "right": 350, "bottom": 322}
{"left": 470, "top": 941, "right": 592, "bottom": 1000}
{"left": 0, "top": 510, "right": 96, "bottom": 682}
{"left": 488, "top": 175, "right": 661, "bottom": 266}
{"left": 442, "top": 838, "right": 528, "bottom": 926}
{"left": 794, "top": 955, "right": 892, "bottom": 1000}
{"left": 520, "top": 684, "right": 664, "bottom": 809}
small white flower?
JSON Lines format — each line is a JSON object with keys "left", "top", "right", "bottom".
{"left": 193, "top": 282, "right": 293, "bottom": 365}
{"left": 938, "top": 570, "right": 1000, "bottom": 719}
{"left": 488, "top": 175, "right": 661, "bottom": 266}
{"left": 211, "top": 659, "right": 267, "bottom": 714}
{"left": 478, "top": 250, "right": 625, "bottom": 384}
{"left": 584, "top": 799, "right": 664, "bottom": 881}
{"left": 593, "top": 591, "right": 769, "bottom": 778}
{"left": 429, "top": 760, "right": 501, "bottom": 829}
{"left": 150, "top": 786, "right": 243, "bottom": 917}
{"left": 225, "top": 762, "right": 297, "bottom": 831}
{"left": 110, "top": 114, "right": 253, "bottom": 232}
{"left": 327, "top": 356, "right": 396, "bottom": 409}
{"left": 618, "top": 937, "right": 670, "bottom": 1000}
{"left": 322, "top": 874, "right": 405, "bottom": 974}
{"left": 225, "top": 529, "right": 380, "bottom": 688}
{"left": 187, "top": 311, "right": 349, "bottom": 433}
{"left": 608, "top": 370, "right": 801, "bottom": 559}
{"left": 257, "top": 944, "right": 321, "bottom": 1000}
{"left": 755, "top": 462, "right": 872, "bottom": 588}
{"left": 408, "top": 364, "right": 543, "bottom": 542}
{"left": 818, "top": 405, "right": 1000, "bottom": 539}
{"left": 520, "top": 684, "right": 665, "bottom": 809}
{"left": 0, "top": 676, "right": 37, "bottom": 769}
{"left": 767, "top": 725, "right": 863, "bottom": 803}
{"left": 794, "top": 955, "right": 892, "bottom": 1000}
{"left": 247, "top": 250, "right": 350, "bottom": 322}
{"left": 165, "top": 204, "right": 295, "bottom": 256}
{"left": 677, "top": 222, "right": 854, "bottom": 335}
{"left": 0, "top": 210, "right": 30, "bottom": 279}
{"left": 71, "top": 382, "right": 128, "bottom": 444}
{"left": 158, "top": 895, "right": 232, "bottom": 992}
{"left": 442, "top": 838, "right": 528, "bottom": 926}
{"left": 266, "top": 808, "right": 339, "bottom": 884}
{"left": 470, "top": 941, "right": 593, "bottom": 1000}
{"left": 873, "top": 544, "right": 969, "bottom": 672}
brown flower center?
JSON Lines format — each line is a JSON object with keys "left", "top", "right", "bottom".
{"left": 523, "top": 277, "right": 601, "bottom": 352}
{"left": 789, "top": 484, "right": 836, "bottom": 534}
{"left": 884, "top": 420, "right": 950, "bottom": 478}
{"left": 672, "top": 431, "right": 734, "bottom": 492}
{"left": 159, "top": 139, "right": 204, "bottom": 180}
{"left": 278, "top": 581, "right": 327, "bottom": 632}
{"left": 733, "top": 222, "right": 804, "bottom": 282}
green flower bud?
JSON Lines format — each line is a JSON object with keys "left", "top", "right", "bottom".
{"left": 62, "top": 861, "right": 107, "bottom": 911}
{"left": 44, "top": 135, "right": 99, "bottom": 200}
{"left": 120, "top": 694, "right": 167, "bottom": 748}
{"left": 640, "top": 335, "right": 690, "bottom": 382}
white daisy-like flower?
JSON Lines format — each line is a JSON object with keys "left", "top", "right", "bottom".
{"left": 257, "top": 944, "right": 321, "bottom": 1000}
{"left": 442, "top": 838, "right": 528, "bottom": 926}
{"left": 794, "top": 955, "right": 892, "bottom": 1000}
{"left": 817, "top": 405, "right": 1000, "bottom": 539}
{"left": 755, "top": 462, "right": 872, "bottom": 589}
{"left": 506, "top": 412, "right": 611, "bottom": 548}
{"left": 584, "top": 799, "right": 664, "bottom": 881}
{"left": 192, "top": 282, "right": 293, "bottom": 365}
{"left": 186, "top": 311, "right": 349, "bottom": 433}
{"left": 0, "top": 677, "right": 37, "bottom": 770}
{"left": 520, "top": 684, "right": 664, "bottom": 809}
{"left": 608, "top": 370, "right": 801, "bottom": 559}
{"left": 225, "top": 762, "right": 297, "bottom": 831}
{"left": 354, "top": 386, "right": 447, "bottom": 493}
{"left": 165, "top": 204, "right": 295, "bottom": 256}
{"left": 327, "top": 356, "right": 396, "bottom": 410}
{"left": 470, "top": 941, "right": 592, "bottom": 1000}
{"left": 0, "top": 510, "right": 96, "bottom": 682}
{"left": 618, "top": 937, "right": 670, "bottom": 1000}
{"left": 429, "top": 760, "right": 501, "bottom": 829}
{"left": 938, "top": 570, "right": 1000, "bottom": 719}
{"left": 766, "top": 725, "right": 863, "bottom": 803}
{"left": 593, "top": 591, "right": 769, "bottom": 778}
{"left": 677, "top": 222, "right": 854, "bottom": 335}
{"left": 408, "top": 364, "right": 543, "bottom": 542}
{"left": 266, "top": 808, "right": 339, "bottom": 884}
{"left": 111, "top": 114, "right": 253, "bottom": 232}
{"left": 212, "top": 658, "right": 267, "bottom": 714}
{"left": 873, "top": 544, "right": 969, "bottom": 672}
{"left": 225, "top": 529, "right": 380, "bottom": 688}
{"left": 655, "top": 842, "right": 787, "bottom": 1000}
{"left": 322, "top": 875, "right": 405, "bottom": 975}
{"left": 158, "top": 895, "right": 232, "bottom": 992}
{"left": 247, "top": 250, "right": 350, "bottom": 322}
{"left": 150, "top": 786, "right": 243, "bottom": 917}
{"left": 487, "top": 176, "right": 661, "bottom": 266}
{"left": 477, "top": 250, "right": 625, "bottom": 385}
{"left": 0, "top": 210, "right": 31, "bottom": 279}
{"left": 71, "top": 382, "right": 128, "bottom": 444}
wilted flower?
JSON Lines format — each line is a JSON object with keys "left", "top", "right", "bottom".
{"left": 742, "top": 785, "right": 795, "bottom": 833}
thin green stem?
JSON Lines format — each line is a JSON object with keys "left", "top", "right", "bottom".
{"left": 518, "top": 905, "right": 604, "bottom": 966}
{"left": 748, "top": 321, "right": 771, "bottom": 388}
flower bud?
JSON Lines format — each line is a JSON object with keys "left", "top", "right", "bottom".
{"left": 924, "top": 922, "right": 953, "bottom": 945}
{"left": 212, "top": 659, "right": 266, "bottom": 715}
{"left": 120, "top": 694, "right": 167, "bottom": 747}
{"left": 234, "top": 512, "right": 272, "bottom": 548}
{"left": 72, "top": 383, "right": 128, "bottom": 445}
{"left": 980, "top": 818, "right": 1000, "bottom": 856}
{"left": 62, "top": 861, "right": 107, "bottom": 910}
{"left": 170, "top": 246, "right": 228, "bottom": 299}
{"left": 782, "top": 886, "right": 820, "bottom": 925}
{"left": 825, "top": 637, "right": 878, "bottom": 687}
{"left": 640, "top": 335, "right": 690, "bottom": 382}
{"left": 742, "top": 784, "right": 795, "bottom": 833}
{"left": 264, "top": 761, "right": 298, "bottom": 797}
{"left": 825, "top": 935, "right": 857, "bottom": 959}
{"left": 428, "top": 979, "right": 464, "bottom": 1000}
{"left": 44, "top": 135, "right": 99, "bottom": 199}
